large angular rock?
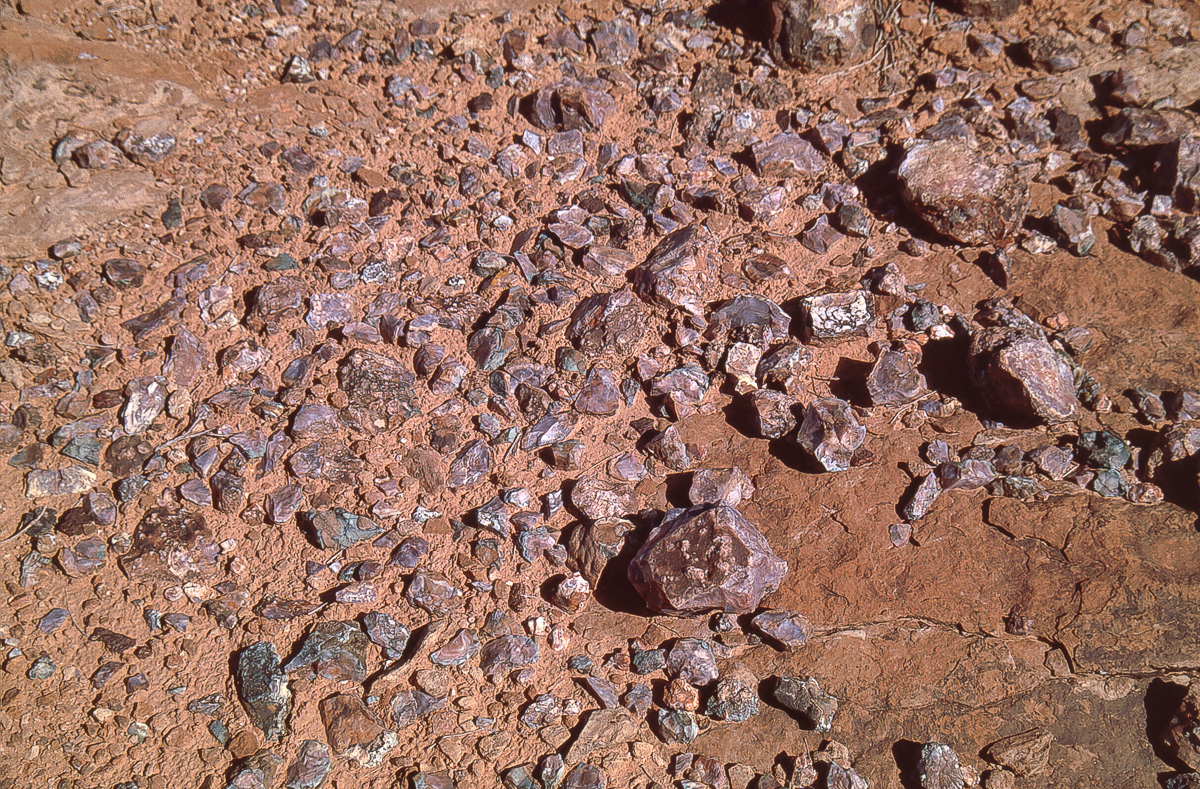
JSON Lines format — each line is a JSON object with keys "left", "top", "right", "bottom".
{"left": 338, "top": 350, "right": 416, "bottom": 431}
{"left": 709, "top": 295, "right": 792, "bottom": 347}
{"left": 566, "top": 290, "right": 646, "bottom": 357}
{"left": 867, "top": 341, "right": 927, "bottom": 406}
{"left": 968, "top": 327, "right": 1076, "bottom": 424}
{"left": 898, "top": 140, "right": 1030, "bottom": 245}
{"left": 775, "top": 675, "right": 838, "bottom": 732}
{"left": 752, "top": 132, "right": 824, "bottom": 179}
{"left": 566, "top": 518, "right": 634, "bottom": 586}
{"left": 120, "top": 508, "right": 219, "bottom": 581}
{"left": 794, "top": 397, "right": 865, "bottom": 472}
{"left": 632, "top": 225, "right": 713, "bottom": 315}
{"left": 283, "top": 621, "right": 371, "bottom": 682}
{"left": 568, "top": 476, "right": 638, "bottom": 520}
{"left": 767, "top": 0, "right": 877, "bottom": 72}
{"left": 628, "top": 504, "right": 788, "bottom": 615}
{"left": 236, "top": 642, "right": 292, "bottom": 741}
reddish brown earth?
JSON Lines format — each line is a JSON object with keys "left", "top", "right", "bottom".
{"left": 0, "top": 0, "right": 1199, "bottom": 788}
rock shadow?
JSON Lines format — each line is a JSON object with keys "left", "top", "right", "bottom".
{"left": 1145, "top": 677, "right": 1190, "bottom": 771}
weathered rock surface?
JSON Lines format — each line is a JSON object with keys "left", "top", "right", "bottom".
{"left": 628, "top": 504, "right": 787, "bottom": 615}
{"left": 968, "top": 327, "right": 1077, "bottom": 424}
{"left": 898, "top": 140, "right": 1030, "bottom": 245}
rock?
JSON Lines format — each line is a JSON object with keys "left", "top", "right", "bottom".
{"left": 120, "top": 508, "right": 218, "bottom": 581}
{"left": 390, "top": 689, "right": 447, "bottom": 729}
{"left": 448, "top": 439, "right": 492, "bottom": 488}
{"left": 569, "top": 476, "right": 638, "bottom": 520}
{"left": 591, "top": 18, "right": 637, "bottom": 63}
{"left": 948, "top": 0, "right": 1019, "bottom": 16}
{"left": 248, "top": 277, "right": 305, "bottom": 332}
{"left": 27, "top": 655, "right": 55, "bottom": 679}
{"left": 748, "top": 390, "right": 799, "bottom": 440}
{"left": 363, "top": 611, "right": 410, "bottom": 661}
{"left": 1158, "top": 134, "right": 1200, "bottom": 212}
{"left": 968, "top": 327, "right": 1076, "bottom": 424}
{"left": 794, "top": 397, "right": 865, "bottom": 472}
{"left": 122, "top": 376, "right": 166, "bottom": 434}
{"left": 566, "top": 290, "right": 646, "bottom": 357}
{"left": 649, "top": 364, "right": 711, "bottom": 419}
{"left": 983, "top": 728, "right": 1052, "bottom": 776}
{"left": 664, "top": 677, "right": 700, "bottom": 711}
{"left": 479, "top": 635, "right": 539, "bottom": 676}
{"left": 567, "top": 518, "right": 634, "bottom": 586}
{"left": 405, "top": 570, "right": 462, "bottom": 616}
{"left": 284, "top": 740, "right": 331, "bottom": 789}
{"left": 667, "top": 638, "right": 719, "bottom": 685}
{"left": 706, "top": 664, "right": 761, "bottom": 722}
{"left": 552, "top": 573, "right": 591, "bottom": 613}
{"left": 898, "top": 140, "right": 1030, "bottom": 245}
{"left": 302, "top": 508, "right": 382, "bottom": 551}
{"left": 725, "top": 343, "right": 765, "bottom": 393}
{"left": 767, "top": 0, "right": 877, "bottom": 72}
{"left": 235, "top": 642, "right": 292, "bottom": 740}
{"left": 902, "top": 473, "right": 941, "bottom": 521}
{"left": 690, "top": 467, "right": 756, "bottom": 507}
{"left": 1076, "top": 430, "right": 1131, "bottom": 470}
{"left": 338, "top": 350, "right": 416, "bottom": 431}
{"left": 283, "top": 621, "right": 370, "bottom": 682}
{"left": 72, "top": 140, "right": 123, "bottom": 169}
{"left": 655, "top": 709, "right": 698, "bottom": 744}
{"left": 775, "top": 675, "right": 838, "bottom": 732}
{"left": 38, "top": 608, "right": 70, "bottom": 634}
{"left": 751, "top": 610, "right": 812, "bottom": 648}
{"left": 867, "top": 342, "right": 927, "bottom": 406}
{"left": 936, "top": 459, "right": 998, "bottom": 490}
{"left": 758, "top": 342, "right": 813, "bottom": 394}
{"left": 430, "top": 629, "right": 480, "bottom": 666}
{"left": 575, "top": 367, "right": 621, "bottom": 415}
{"left": 629, "top": 504, "right": 787, "bottom": 615}
{"left": 1021, "top": 33, "right": 1083, "bottom": 73}
{"left": 565, "top": 709, "right": 638, "bottom": 762}
{"left": 826, "top": 761, "right": 870, "bottom": 789}
{"left": 320, "top": 693, "right": 398, "bottom": 768}
{"left": 645, "top": 425, "right": 695, "bottom": 470}
{"left": 752, "top": 132, "right": 824, "bottom": 178}
{"left": 1051, "top": 204, "right": 1096, "bottom": 256}
{"left": 914, "top": 743, "right": 962, "bottom": 789}
{"left": 799, "top": 290, "right": 873, "bottom": 344}
{"left": 632, "top": 225, "right": 714, "bottom": 314}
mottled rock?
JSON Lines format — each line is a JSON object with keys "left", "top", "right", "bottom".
{"left": 800, "top": 290, "right": 873, "bottom": 344}
{"left": 283, "top": 621, "right": 370, "bottom": 682}
{"left": 479, "top": 635, "right": 539, "bottom": 676}
{"left": 363, "top": 611, "right": 410, "bottom": 661}
{"left": 236, "top": 642, "right": 292, "bottom": 740}
{"left": 448, "top": 439, "right": 492, "bottom": 488}
{"left": 320, "top": 693, "right": 398, "bottom": 768}
{"left": 566, "top": 290, "right": 646, "bottom": 357}
{"left": 914, "top": 743, "right": 962, "bottom": 789}
{"left": 706, "top": 664, "right": 761, "bottom": 722}
{"left": 569, "top": 476, "right": 638, "bottom": 520}
{"left": 902, "top": 473, "right": 941, "bottom": 521}
{"left": 630, "top": 504, "right": 787, "bottom": 615}
{"left": 758, "top": 341, "right": 813, "bottom": 394}
{"left": 552, "top": 573, "right": 592, "bottom": 613}
{"left": 575, "top": 367, "right": 621, "bottom": 416}
{"left": 767, "top": 0, "right": 877, "bottom": 72}
{"left": 690, "top": 467, "right": 756, "bottom": 507}
{"left": 752, "top": 132, "right": 824, "bottom": 178}
{"left": 430, "top": 629, "right": 480, "bottom": 666}
{"left": 120, "top": 508, "right": 218, "bottom": 581}
{"left": 1021, "top": 33, "right": 1083, "bottom": 73}
{"left": 122, "top": 376, "right": 166, "bottom": 434}
{"left": 338, "top": 350, "right": 416, "bottom": 431}
{"left": 1158, "top": 134, "right": 1200, "bottom": 212}
{"left": 968, "top": 327, "right": 1076, "bottom": 423}
{"left": 776, "top": 675, "right": 838, "bottom": 732}
{"left": 632, "top": 225, "right": 714, "bottom": 314}
{"left": 566, "top": 518, "right": 634, "bottom": 586}
{"left": 795, "top": 398, "right": 865, "bottom": 472}
{"left": 405, "top": 570, "right": 462, "bottom": 616}
{"left": 898, "top": 140, "right": 1030, "bottom": 245}
{"left": 655, "top": 709, "right": 698, "bottom": 744}
{"left": 563, "top": 763, "right": 606, "bottom": 789}
{"left": 303, "top": 508, "right": 382, "bottom": 551}
{"left": 867, "top": 342, "right": 927, "bottom": 406}
{"left": 247, "top": 277, "right": 305, "bottom": 333}
{"left": 751, "top": 610, "right": 812, "bottom": 648}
